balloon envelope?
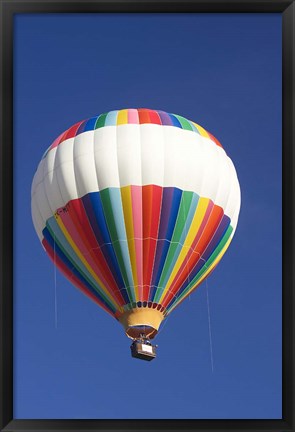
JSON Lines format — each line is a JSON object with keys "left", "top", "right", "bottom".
{"left": 31, "top": 108, "right": 240, "bottom": 339}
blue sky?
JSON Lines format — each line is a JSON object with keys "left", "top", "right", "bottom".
{"left": 13, "top": 13, "right": 282, "bottom": 419}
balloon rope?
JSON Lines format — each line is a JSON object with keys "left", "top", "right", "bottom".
{"left": 53, "top": 234, "right": 58, "bottom": 329}
{"left": 156, "top": 314, "right": 170, "bottom": 335}
{"left": 205, "top": 279, "right": 214, "bottom": 373}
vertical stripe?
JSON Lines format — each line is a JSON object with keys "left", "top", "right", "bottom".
{"left": 174, "top": 114, "right": 194, "bottom": 132}
{"left": 120, "top": 186, "right": 138, "bottom": 299}
{"left": 158, "top": 110, "right": 173, "bottom": 125}
{"left": 138, "top": 108, "right": 151, "bottom": 124}
{"left": 105, "top": 110, "right": 119, "bottom": 126}
{"left": 63, "top": 121, "right": 84, "bottom": 140}
{"left": 147, "top": 110, "right": 162, "bottom": 125}
{"left": 117, "top": 109, "right": 128, "bottom": 125}
{"left": 169, "top": 114, "right": 182, "bottom": 128}
{"left": 142, "top": 185, "right": 163, "bottom": 301}
{"left": 131, "top": 185, "right": 143, "bottom": 298}
{"left": 128, "top": 109, "right": 139, "bottom": 124}
{"left": 95, "top": 113, "right": 107, "bottom": 129}
{"left": 192, "top": 121, "right": 211, "bottom": 139}
{"left": 100, "top": 188, "right": 135, "bottom": 301}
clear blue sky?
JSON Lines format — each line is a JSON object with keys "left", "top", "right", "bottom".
{"left": 13, "top": 13, "right": 282, "bottom": 419}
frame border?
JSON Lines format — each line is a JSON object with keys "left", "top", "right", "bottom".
{"left": 1, "top": 1, "right": 294, "bottom": 431}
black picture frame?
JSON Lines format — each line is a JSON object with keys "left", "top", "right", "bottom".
{"left": 1, "top": 0, "right": 294, "bottom": 431}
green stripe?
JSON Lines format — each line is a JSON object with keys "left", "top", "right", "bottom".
{"left": 174, "top": 114, "right": 195, "bottom": 132}
{"left": 95, "top": 113, "right": 107, "bottom": 129}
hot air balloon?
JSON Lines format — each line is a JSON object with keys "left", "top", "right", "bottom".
{"left": 31, "top": 108, "right": 240, "bottom": 361}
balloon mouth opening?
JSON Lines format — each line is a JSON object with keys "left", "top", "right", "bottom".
{"left": 118, "top": 308, "right": 165, "bottom": 340}
{"left": 126, "top": 325, "right": 158, "bottom": 340}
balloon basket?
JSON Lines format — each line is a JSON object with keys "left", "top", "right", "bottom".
{"left": 130, "top": 338, "right": 157, "bottom": 361}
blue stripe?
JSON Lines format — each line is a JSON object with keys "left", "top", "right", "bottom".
{"left": 170, "top": 114, "right": 182, "bottom": 128}
{"left": 105, "top": 110, "right": 118, "bottom": 126}
{"left": 77, "top": 116, "right": 98, "bottom": 135}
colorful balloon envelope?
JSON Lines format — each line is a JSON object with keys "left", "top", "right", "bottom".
{"left": 31, "top": 108, "right": 241, "bottom": 340}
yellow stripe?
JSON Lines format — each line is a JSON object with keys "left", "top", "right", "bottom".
{"left": 192, "top": 121, "right": 210, "bottom": 139}
{"left": 117, "top": 109, "right": 128, "bottom": 125}
{"left": 158, "top": 197, "right": 210, "bottom": 303}
{"left": 168, "top": 235, "right": 233, "bottom": 314}
{"left": 120, "top": 186, "right": 139, "bottom": 300}
{"left": 56, "top": 217, "right": 122, "bottom": 312}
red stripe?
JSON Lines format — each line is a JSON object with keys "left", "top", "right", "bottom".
{"left": 142, "top": 185, "right": 163, "bottom": 301}
{"left": 138, "top": 108, "right": 152, "bottom": 124}
{"left": 42, "top": 238, "right": 115, "bottom": 317}
{"left": 208, "top": 131, "right": 223, "bottom": 148}
{"left": 63, "top": 121, "right": 85, "bottom": 141}
{"left": 48, "top": 130, "right": 67, "bottom": 152}
{"left": 147, "top": 110, "right": 162, "bottom": 125}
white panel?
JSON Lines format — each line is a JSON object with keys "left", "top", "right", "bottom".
{"left": 162, "top": 126, "right": 185, "bottom": 189}
{"left": 197, "top": 137, "right": 222, "bottom": 201}
{"left": 93, "top": 126, "right": 120, "bottom": 190}
{"left": 55, "top": 161, "right": 79, "bottom": 203}
{"left": 73, "top": 130, "right": 94, "bottom": 157}
{"left": 180, "top": 133, "right": 206, "bottom": 194}
{"left": 43, "top": 147, "right": 65, "bottom": 212}
{"left": 116, "top": 124, "right": 142, "bottom": 186}
{"left": 31, "top": 198, "right": 45, "bottom": 240}
{"left": 140, "top": 124, "right": 165, "bottom": 186}
{"left": 162, "top": 126, "right": 203, "bottom": 192}
{"left": 55, "top": 137, "right": 75, "bottom": 164}
{"left": 212, "top": 146, "right": 232, "bottom": 209}
{"left": 161, "top": 127, "right": 220, "bottom": 200}
{"left": 42, "top": 145, "right": 58, "bottom": 178}
{"left": 34, "top": 181, "right": 54, "bottom": 223}
{"left": 31, "top": 159, "right": 45, "bottom": 196}
{"left": 230, "top": 206, "right": 240, "bottom": 232}
{"left": 72, "top": 132, "right": 98, "bottom": 197}
{"left": 220, "top": 158, "right": 239, "bottom": 220}
{"left": 53, "top": 138, "right": 78, "bottom": 203}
